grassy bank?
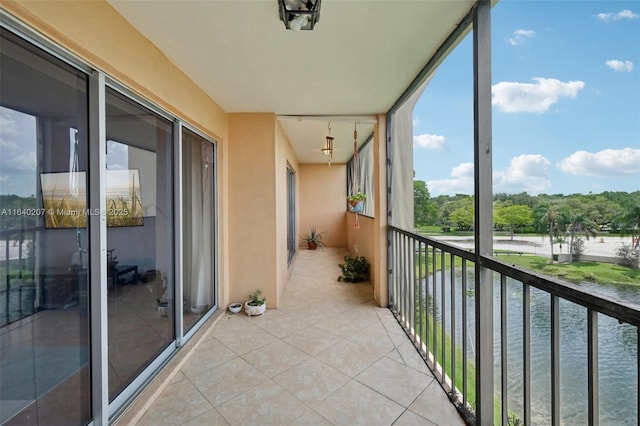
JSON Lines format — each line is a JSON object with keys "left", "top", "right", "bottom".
{"left": 498, "top": 254, "right": 640, "bottom": 285}
{"left": 417, "top": 249, "right": 640, "bottom": 286}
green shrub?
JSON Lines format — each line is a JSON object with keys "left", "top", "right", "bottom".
{"left": 338, "top": 256, "right": 369, "bottom": 283}
{"left": 616, "top": 244, "right": 639, "bottom": 269}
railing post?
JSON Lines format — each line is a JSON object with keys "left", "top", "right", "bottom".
{"left": 473, "top": 1, "right": 493, "bottom": 425}
{"left": 588, "top": 309, "right": 599, "bottom": 426}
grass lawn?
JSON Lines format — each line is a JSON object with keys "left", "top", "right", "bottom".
{"left": 498, "top": 254, "right": 640, "bottom": 285}
{"left": 416, "top": 248, "right": 639, "bottom": 286}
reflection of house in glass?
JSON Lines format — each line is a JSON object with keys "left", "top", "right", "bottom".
{"left": 105, "top": 169, "right": 144, "bottom": 227}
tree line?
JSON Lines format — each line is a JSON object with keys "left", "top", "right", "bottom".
{"left": 414, "top": 180, "right": 640, "bottom": 251}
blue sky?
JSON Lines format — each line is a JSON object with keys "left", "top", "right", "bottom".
{"left": 413, "top": 0, "right": 640, "bottom": 196}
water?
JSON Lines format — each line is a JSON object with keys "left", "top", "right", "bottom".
{"left": 423, "top": 271, "right": 638, "bottom": 425}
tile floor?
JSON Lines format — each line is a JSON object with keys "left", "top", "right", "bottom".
{"left": 127, "top": 248, "right": 466, "bottom": 426}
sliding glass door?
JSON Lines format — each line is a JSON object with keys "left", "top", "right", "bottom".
{"left": 105, "top": 88, "right": 174, "bottom": 401}
{"left": 0, "top": 28, "right": 91, "bottom": 426}
{"left": 182, "top": 128, "right": 216, "bottom": 333}
{"left": 1, "top": 20, "right": 217, "bottom": 424}
{"left": 287, "top": 166, "right": 296, "bottom": 264}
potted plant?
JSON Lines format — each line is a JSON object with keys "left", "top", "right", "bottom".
{"left": 347, "top": 191, "right": 366, "bottom": 213}
{"left": 337, "top": 255, "right": 369, "bottom": 282}
{"left": 301, "top": 226, "right": 325, "bottom": 250}
{"left": 245, "top": 289, "right": 266, "bottom": 316}
{"left": 228, "top": 302, "right": 242, "bottom": 314}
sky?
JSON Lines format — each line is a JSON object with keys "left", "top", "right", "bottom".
{"left": 412, "top": 0, "right": 640, "bottom": 197}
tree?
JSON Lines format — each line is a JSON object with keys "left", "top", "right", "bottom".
{"left": 567, "top": 213, "right": 599, "bottom": 262}
{"left": 449, "top": 200, "right": 474, "bottom": 231}
{"left": 533, "top": 203, "right": 564, "bottom": 260}
{"left": 414, "top": 180, "right": 437, "bottom": 227}
{"left": 616, "top": 203, "right": 640, "bottom": 249}
{"left": 495, "top": 205, "right": 532, "bottom": 240}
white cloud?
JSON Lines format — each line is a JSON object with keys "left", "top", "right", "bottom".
{"left": 557, "top": 148, "right": 640, "bottom": 176}
{"left": 596, "top": 9, "right": 639, "bottom": 22}
{"left": 428, "top": 155, "right": 552, "bottom": 196}
{"left": 494, "top": 154, "right": 551, "bottom": 194}
{"left": 413, "top": 133, "right": 446, "bottom": 150}
{"left": 427, "top": 162, "right": 474, "bottom": 195}
{"left": 413, "top": 117, "right": 420, "bottom": 126}
{"left": 0, "top": 108, "right": 37, "bottom": 174}
{"left": 605, "top": 59, "right": 633, "bottom": 72}
{"left": 508, "top": 29, "right": 535, "bottom": 46}
{"left": 492, "top": 78, "right": 585, "bottom": 114}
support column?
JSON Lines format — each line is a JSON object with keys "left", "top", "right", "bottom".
{"left": 373, "top": 114, "right": 388, "bottom": 306}
{"left": 473, "top": 1, "right": 494, "bottom": 425}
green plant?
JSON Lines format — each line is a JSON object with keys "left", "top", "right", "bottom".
{"left": 616, "top": 243, "right": 639, "bottom": 269}
{"left": 301, "top": 226, "right": 325, "bottom": 248}
{"left": 337, "top": 255, "right": 369, "bottom": 282}
{"left": 347, "top": 191, "right": 367, "bottom": 204}
{"left": 507, "top": 414, "right": 522, "bottom": 426}
{"left": 247, "top": 289, "right": 265, "bottom": 306}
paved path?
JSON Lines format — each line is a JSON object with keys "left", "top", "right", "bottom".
{"left": 430, "top": 235, "right": 634, "bottom": 258}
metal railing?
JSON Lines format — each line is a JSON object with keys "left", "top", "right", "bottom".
{"left": 389, "top": 226, "right": 640, "bottom": 425}
{"left": 1, "top": 227, "right": 38, "bottom": 326}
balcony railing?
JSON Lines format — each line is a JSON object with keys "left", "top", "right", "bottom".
{"left": 1, "top": 227, "right": 38, "bottom": 327}
{"left": 388, "top": 226, "right": 640, "bottom": 425}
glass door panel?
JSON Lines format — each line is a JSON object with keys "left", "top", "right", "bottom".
{"left": 182, "top": 129, "right": 216, "bottom": 332}
{"left": 105, "top": 88, "right": 174, "bottom": 401}
{"left": 0, "top": 29, "right": 91, "bottom": 426}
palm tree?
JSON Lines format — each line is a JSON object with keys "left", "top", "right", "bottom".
{"left": 616, "top": 204, "right": 640, "bottom": 249}
{"left": 534, "top": 203, "right": 570, "bottom": 261}
{"left": 567, "top": 213, "right": 599, "bottom": 262}
{"left": 533, "top": 203, "right": 558, "bottom": 260}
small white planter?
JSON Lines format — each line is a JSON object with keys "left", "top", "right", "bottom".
{"left": 228, "top": 303, "right": 242, "bottom": 314}
{"left": 245, "top": 301, "right": 266, "bottom": 316}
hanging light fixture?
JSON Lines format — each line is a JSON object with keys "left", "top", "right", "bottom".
{"left": 278, "top": 0, "right": 321, "bottom": 31}
{"left": 322, "top": 122, "right": 334, "bottom": 166}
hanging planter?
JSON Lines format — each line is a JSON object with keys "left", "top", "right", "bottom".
{"left": 349, "top": 200, "right": 364, "bottom": 213}
{"left": 347, "top": 191, "right": 366, "bottom": 213}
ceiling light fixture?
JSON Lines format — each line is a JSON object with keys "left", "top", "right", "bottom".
{"left": 322, "top": 122, "right": 334, "bottom": 166}
{"left": 278, "top": 0, "right": 321, "bottom": 31}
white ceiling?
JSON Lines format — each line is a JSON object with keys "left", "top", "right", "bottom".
{"left": 107, "top": 0, "right": 475, "bottom": 163}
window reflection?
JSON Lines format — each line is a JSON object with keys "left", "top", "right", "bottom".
{"left": 105, "top": 89, "right": 174, "bottom": 401}
{"left": 0, "top": 29, "right": 91, "bottom": 426}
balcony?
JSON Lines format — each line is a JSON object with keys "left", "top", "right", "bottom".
{"left": 115, "top": 248, "right": 465, "bottom": 425}
{"left": 389, "top": 227, "right": 640, "bottom": 425}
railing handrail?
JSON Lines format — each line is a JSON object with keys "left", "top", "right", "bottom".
{"left": 389, "top": 225, "right": 640, "bottom": 327}
{"left": 389, "top": 225, "right": 476, "bottom": 261}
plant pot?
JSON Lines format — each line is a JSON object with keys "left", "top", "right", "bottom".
{"left": 228, "top": 303, "right": 242, "bottom": 314}
{"left": 349, "top": 200, "right": 364, "bottom": 213}
{"left": 157, "top": 301, "right": 169, "bottom": 316}
{"left": 307, "top": 241, "right": 318, "bottom": 250}
{"left": 245, "top": 301, "right": 266, "bottom": 316}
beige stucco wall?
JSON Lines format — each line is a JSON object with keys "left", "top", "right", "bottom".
{"left": 372, "top": 115, "right": 388, "bottom": 306}
{"left": 274, "top": 120, "right": 299, "bottom": 304}
{"left": 299, "top": 164, "right": 348, "bottom": 249}
{"left": 1, "top": 1, "right": 232, "bottom": 305}
{"left": 346, "top": 115, "right": 388, "bottom": 307}
{"left": 346, "top": 213, "right": 375, "bottom": 263}
{"left": 228, "top": 113, "right": 279, "bottom": 307}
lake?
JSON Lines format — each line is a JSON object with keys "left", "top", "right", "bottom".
{"left": 425, "top": 270, "right": 638, "bottom": 425}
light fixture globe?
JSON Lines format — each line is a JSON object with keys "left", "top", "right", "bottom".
{"left": 278, "top": 0, "right": 321, "bottom": 31}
